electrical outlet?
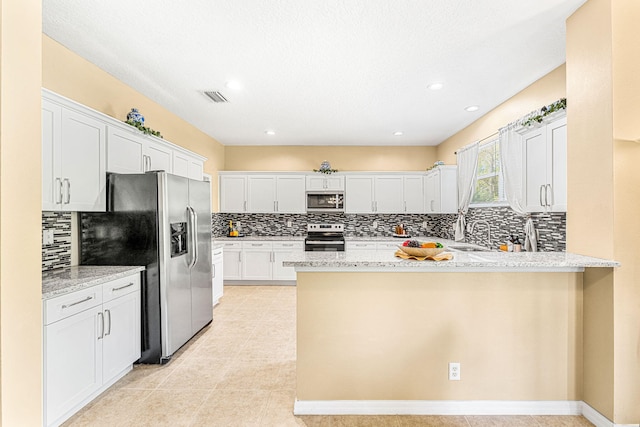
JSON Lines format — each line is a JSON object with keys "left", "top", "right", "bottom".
{"left": 43, "top": 229, "right": 54, "bottom": 245}
{"left": 422, "top": 220, "right": 428, "bottom": 229}
{"left": 286, "top": 220, "right": 292, "bottom": 228}
{"left": 372, "top": 221, "right": 378, "bottom": 229}
{"left": 448, "top": 362, "right": 461, "bottom": 381}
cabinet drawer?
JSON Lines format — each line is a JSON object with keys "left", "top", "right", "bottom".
{"left": 221, "top": 241, "right": 242, "bottom": 250}
{"left": 102, "top": 274, "right": 141, "bottom": 303}
{"left": 346, "top": 241, "right": 377, "bottom": 250}
{"left": 377, "top": 242, "right": 401, "bottom": 250}
{"left": 273, "top": 241, "right": 303, "bottom": 250}
{"left": 44, "top": 286, "right": 103, "bottom": 326}
{"left": 243, "top": 241, "right": 273, "bottom": 249}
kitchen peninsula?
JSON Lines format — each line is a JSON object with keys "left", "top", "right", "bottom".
{"left": 284, "top": 250, "right": 618, "bottom": 415}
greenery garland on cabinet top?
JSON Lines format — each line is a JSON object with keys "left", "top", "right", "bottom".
{"left": 521, "top": 98, "right": 567, "bottom": 127}
{"left": 124, "top": 119, "right": 163, "bottom": 138}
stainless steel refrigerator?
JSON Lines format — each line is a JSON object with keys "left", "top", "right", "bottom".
{"left": 80, "top": 172, "right": 212, "bottom": 364}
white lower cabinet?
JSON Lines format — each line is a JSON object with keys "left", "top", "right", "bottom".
{"left": 43, "top": 274, "right": 141, "bottom": 427}
{"left": 346, "top": 241, "right": 402, "bottom": 252}
{"left": 221, "top": 240, "right": 303, "bottom": 282}
{"left": 212, "top": 247, "right": 224, "bottom": 305}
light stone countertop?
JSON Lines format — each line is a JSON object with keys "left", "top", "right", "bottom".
{"left": 214, "top": 236, "right": 306, "bottom": 241}
{"left": 42, "top": 266, "right": 145, "bottom": 300}
{"left": 283, "top": 250, "right": 619, "bottom": 273}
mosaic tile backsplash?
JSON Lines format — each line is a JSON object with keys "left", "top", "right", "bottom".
{"left": 213, "top": 207, "right": 566, "bottom": 251}
{"left": 42, "top": 211, "right": 72, "bottom": 271}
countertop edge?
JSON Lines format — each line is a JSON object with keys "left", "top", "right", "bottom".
{"left": 42, "top": 266, "right": 146, "bottom": 300}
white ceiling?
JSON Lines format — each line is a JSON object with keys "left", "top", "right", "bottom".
{"left": 42, "top": 0, "right": 586, "bottom": 147}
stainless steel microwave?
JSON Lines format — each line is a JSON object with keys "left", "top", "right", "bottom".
{"left": 306, "top": 192, "right": 345, "bottom": 212}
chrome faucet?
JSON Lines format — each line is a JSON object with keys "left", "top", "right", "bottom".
{"left": 469, "top": 220, "right": 492, "bottom": 247}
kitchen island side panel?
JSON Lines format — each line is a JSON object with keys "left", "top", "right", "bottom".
{"left": 296, "top": 271, "right": 582, "bottom": 402}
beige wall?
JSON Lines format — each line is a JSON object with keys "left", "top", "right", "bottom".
{"left": 297, "top": 271, "right": 582, "bottom": 401}
{"left": 42, "top": 35, "right": 225, "bottom": 210}
{"left": 0, "top": 0, "right": 44, "bottom": 424}
{"left": 567, "top": 0, "right": 640, "bottom": 423}
{"left": 436, "top": 65, "right": 567, "bottom": 164}
{"left": 225, "top": 145, "right": 437, "bottom": 172}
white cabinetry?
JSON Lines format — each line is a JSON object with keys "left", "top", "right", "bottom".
{"left": 43, "top": 274, "right": 141, "bottom": 427}
{"left": 42, "top": 95, "right": 107, "bottom": 212}
{"left": 173, "top": 150, "right": 205, "bottom": 180}
{"left": 212, "top": 247, "right": 224, "bottom": 305}
{"left": 221, "top": 241, "right": 242, "bottom": 280}
{"left": 345, "top": 175, "right": 375, "bottom": 213}
{"left": 221, "top": 240, "right": 302, "bottom": 282}
{"left": 345, "top": 174, "right": 423, "bottom": 214}
{"left": 403, "top": 175, "right": 425, "bottom": 213}
{"left": 346, "top": 240, "right": 401, "bottom": 252}
{"left": 424, "top": 166, "right": 457, "bottom": 214}
{"left": 144, "top": 138, "right": 172, "bottom": 172}
{"left": 220, "top": 173, "right": 305, "bottom": 213}
{"left": 306, "top": 175, "right": 345, "bottom": 191}
{"left": 106, "top": 126, "right": 145, "bottom": 174}
{"left": 521, "top": 116, "right": 567, "bottom": 212}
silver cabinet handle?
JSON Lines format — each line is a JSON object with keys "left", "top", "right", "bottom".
{"left": 252, "top": 243, "right": 264, "bottom": 247}
{"left": 104, "top": 309, "right": 112, "bottom": 336}
{"left": 97, "top": 312, "right": 104, "bottom": 340}
{"left": 282, "top": 244, "right": 293, "bottom": 247}
{"left": 404, "top": 201, "right": 407, "bottom": 212}
{"left": 63, "top": 178, "right": 71, "bottom": 204}
{"left": 212, "top": 264, "right": 216, "bottom": 278}
{"left": 274, "top": 201, "right": 277, "bottom": 212}
{"left": 546, "top": 184, "right": 553, "bottom": 207}
{"left": 55, "top": 178, "right": 63, "bottom": 204}
{"left": 112, "top": 282, "right": 135, "bottom": 292}
{"left": 213, "top": 250, "right": 222, "bottom": 256}
{"left": 371, "top": 201, "right": 375, "bottom": 212}
{"left": 539, "top": 185, "right": 545, "bottom": 207}
{"left": 243, "top": 200, "right": 247, "bottom": 211}
{"left": 238, "top": 251, "right": 242, "bottom": 262}
{"left": 62, "top": 295, "right": 93, "bottom": 309}
{"left": 430, "top": 200, "right": 435, "bottom": 211}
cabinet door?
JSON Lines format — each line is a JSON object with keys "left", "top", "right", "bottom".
{"left": 242, "top": 243, "right": 273, "bottom": 280}
{"left": 172, "top": 151, "right": 190, "bottom": 178}
{"left": 306, "top": 175, "right": 327, "bottom": 190}
{"left": 346, "top": 241, "right": 377, "bottom": 251}
{"left": 424, "top": 172, "right": 440, "bottom": 213}
{"left": 374, "top": 176, "right": 404, "bottom": 213}
{"left": 522, "top": 127, "right": 548, "bottom": 212}
{"left": 189, "top": 159, "right": 204, "bottom": 181}
{"left": 42, "top": 99, "right": 62, "bottom": 210}
{"left": 272, "top": 242, "right": 302, "bottom": 281}
{"left": 276, "top": 176, "right": 305, "bottom": 213}
{"left": 547, "top": 118, "right": 567, "bottom": 212}
{"left": 212, "top": 249, "right": 224, "bottom": 304}
{"left": 248, "top": 176, "right": 276, "bottom": 213}
{"left": 60, "top": 108, "right": 107, "bottom": 211}
{"left": 102, "top": 291, "right": 141, "bottom": 383}
{"left": 223, "top": 249, "right": 242, "bottom": 280}
{"left": 44, "top": 306, "right": 103, "bottom": 427}
{"left": 106, "top": 127, "right": 145, "bottom": 174}
{"left": 403, "top": 175, "right": 425, "bottom": 213}
{"left": 325, "top": 175, "right": 345, "bottom": 191}
{"left": 345, "top": 176, "right": 375, "bottom": 213}
{"left": 144, "top": 139, "right": 172, "bottom": 173}
{"left": 220, "top": 176, "right": 247, "bottom": 213}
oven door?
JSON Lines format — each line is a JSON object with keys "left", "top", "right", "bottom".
{"left": 305, "top": 239, "right": 345, "bottom": 252}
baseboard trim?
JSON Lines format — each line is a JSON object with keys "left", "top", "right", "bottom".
{"left": 293, "top": 400, "right": 582, "bottom": 416}
{"left": 581, "top": 402, "right": 639, "bottom": 427}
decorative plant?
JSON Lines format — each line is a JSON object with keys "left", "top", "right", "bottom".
{"left": 426, "top": 160, "right": 445, "bottom": 171}
{"left": 313, "top": 160, "right": 338, "bottom": 174}
{"left": 521, "top": 98, "right": 567, "bottom": 127}
{"left": 124, "top": 119, "right": 163, "bottom": 138}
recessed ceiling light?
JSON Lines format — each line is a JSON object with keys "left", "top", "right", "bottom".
{"left": 264, "top": 130, "right": 276, "bottom": 136}
{"left": 393, "top": 131, "right": 404, "bottom": 136}
{"left": 427, "top": 82, "right": 444, "bottom": 90}
{"left": 464, "top": 105, "right": 479, "bottom": 112}
{"left": 225, "top": 80, "right": 243, "bottom": 90}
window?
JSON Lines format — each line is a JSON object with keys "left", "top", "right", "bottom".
{"left": 471, "top": 139, "right": 505, "bottom": 205}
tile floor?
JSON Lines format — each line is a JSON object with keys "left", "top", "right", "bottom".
{"left": 64, "top": 285, "right": 594, "bottom": 427}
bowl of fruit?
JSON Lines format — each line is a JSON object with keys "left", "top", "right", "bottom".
{"left": 398, "top": 240, "right": 445, "bottom": 257}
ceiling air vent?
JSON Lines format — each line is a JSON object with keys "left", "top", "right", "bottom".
{"left": 203, "top": 91, "right": 228, "bottom": 103}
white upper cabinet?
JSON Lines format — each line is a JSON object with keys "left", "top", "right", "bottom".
{"left": 106, "top": 126, "right": 145, "bottom": 174}
{"left": 521, "top": 116, "right": 567, "bottom": 212}
{"left": 247, "top": 176, "right": 277, "bottom": 212}
{"left": 306, "top": 174, "right": 345, "bottom": 191}
{"left": 172, "top": 150, "right": 204, "bottom": 180}
{"left": 275, "top": 175, "right": 306, "bottom": 213}
{"left": 373, "top": 176, "right": 404, "bottom": 213}
{"left": 424, "top": 166, "right": 457, "bottom": 214}
{"left": 42, "top": 94, "right": 107, "bottom": 212}
{"left": 345, "top": 175, "right": 376, "bottom": 213}
{"left": 144, "top": 138, "right": 172, "bottom": 173}
{"left": 403, "top": 175, "right": 425, "bottom": 213}
{"left": 220, "top": 175, "right": 247, "bottom": 212}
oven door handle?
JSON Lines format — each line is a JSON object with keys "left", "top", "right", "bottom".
{"left": 305, "top": 240, "right": 345, "bottom": 245}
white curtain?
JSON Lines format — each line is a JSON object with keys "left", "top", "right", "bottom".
{"left": 499, "top": 123, "right": 538, "bottom": 251}
{"left": 454, "top": 142, "right": 479, "bottom": 241}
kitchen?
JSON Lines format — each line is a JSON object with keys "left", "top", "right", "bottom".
{"left": 1, "top": 1, "right": 639, "bottom": 426}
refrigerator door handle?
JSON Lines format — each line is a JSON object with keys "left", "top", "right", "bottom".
{"left": 187, "top": 206, "right": 199, "bottom": 269}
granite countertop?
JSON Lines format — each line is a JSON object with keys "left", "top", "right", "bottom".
{"left": 42, "top": 266, "right": 145, "bottom": 300}
{"left": 214, "top": 236, "right": 306, "bottom": 241}
{"left": 283, "top": 250, "right": 619, "bottom": 273}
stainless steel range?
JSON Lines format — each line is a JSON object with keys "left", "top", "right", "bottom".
{"left": 305, "top": 224, "right": 345, "bottom": 251}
